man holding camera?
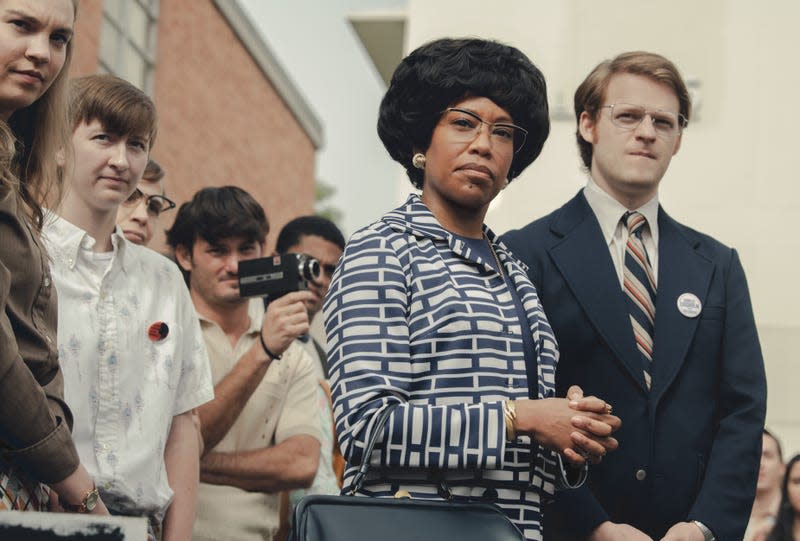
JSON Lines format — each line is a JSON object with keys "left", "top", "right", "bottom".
{"left": 275, "top": 216, "right": 345, "bottom": 378}
{"left": 166, "top": 186, "right": 321, "bottom": 541}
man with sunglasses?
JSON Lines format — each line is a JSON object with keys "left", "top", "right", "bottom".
{"left": 272, "top": 217, "right": 346, "bottom": 536}
{"left": 274, "top": 216, "right": 345, "bottom": 378}
{"left": 502, "top": 52, "right": 766, "bottom": 541}
{"left": 116, "top": 159, "right": 175, "bottom": 246}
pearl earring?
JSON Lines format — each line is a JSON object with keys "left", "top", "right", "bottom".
{"left": 412, "top": 153, "right": 426, "bottom": 169}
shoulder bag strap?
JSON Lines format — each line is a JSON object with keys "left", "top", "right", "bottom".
{"left": 348, "top": 404, "right": 397, "bottom": 495}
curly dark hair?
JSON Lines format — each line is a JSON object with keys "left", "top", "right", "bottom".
{"left": 767, "top": 453, "right": 800, "bottom": 541}
{"left": 377, "top": 38, "right": 549, "bottom": 189}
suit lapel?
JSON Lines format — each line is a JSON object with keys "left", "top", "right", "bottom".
{"left": 649, "top": 209, "right": 714, "bottom": 401}
{"left": 548, "top": 194, "right": 648, "bottom": 393}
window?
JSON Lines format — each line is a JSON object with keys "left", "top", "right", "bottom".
{"left": 98, "top": 0, "right": 159, "bottom": 93}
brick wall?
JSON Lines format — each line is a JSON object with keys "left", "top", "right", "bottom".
{"left": 71, "top": 0, "right": 101, "bottom": 74}
{"left": 69, "top": 0, "right": 317, "bottom": 253}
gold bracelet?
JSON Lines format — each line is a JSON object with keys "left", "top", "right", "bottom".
{"left": 502, "top": 400, "right": 517, "bottom": 442}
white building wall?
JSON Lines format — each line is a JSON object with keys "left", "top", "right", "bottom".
{"left": 403, "top": 0, "right": 800, "bottom": 456}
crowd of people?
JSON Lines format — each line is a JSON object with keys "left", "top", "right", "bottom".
{"left": 0, "top": 1, "right": 792, "bottom": 541}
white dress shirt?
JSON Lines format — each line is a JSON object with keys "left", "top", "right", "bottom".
{"left": 583, "top": 177, "right": 660, "bottom": 287}
{"left": 43, "top": 214, "right": 214, "bottom": 520}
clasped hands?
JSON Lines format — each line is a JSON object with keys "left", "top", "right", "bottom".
{"left": 590, "top": 520, "right": 706, "bottom": 541}
{"left": 513, "top": 385, "right": 621, "bottom": 466}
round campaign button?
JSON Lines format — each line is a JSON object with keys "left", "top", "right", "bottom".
{"left": 148, "top": 321, "right": 169, "bottom": 341}
{"left": 676, "top": 293, "right": 702, "bottom": 318}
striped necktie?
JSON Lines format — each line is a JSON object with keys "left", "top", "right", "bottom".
{"left": 622, "top": 211, "right": 657, "bottom": 389}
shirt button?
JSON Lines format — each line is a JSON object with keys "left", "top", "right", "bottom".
{"left": 43, "top": 277, "right": 51, "bottom": 287}
{"left": 635, "top": 469, "right": 647, "bottom": 481}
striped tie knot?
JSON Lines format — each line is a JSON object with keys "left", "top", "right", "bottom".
{"left": 624, "top": 211, "right": 646, "bottom": 236}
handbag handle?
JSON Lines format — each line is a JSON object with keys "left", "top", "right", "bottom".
{"left": 348, "top": 403, "right": 397, "bottom": 495}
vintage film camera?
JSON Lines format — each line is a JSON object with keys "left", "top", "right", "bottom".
{"left": 238, "top": 253, "right": 321, "bottom": 300}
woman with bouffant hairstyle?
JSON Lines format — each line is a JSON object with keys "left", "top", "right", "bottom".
{"left": 326, "top": 37, "right": 620, "bottom": 540}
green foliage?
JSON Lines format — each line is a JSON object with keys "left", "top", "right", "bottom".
{"left": 314, "top": 178, "right": 343, "bottom": 225}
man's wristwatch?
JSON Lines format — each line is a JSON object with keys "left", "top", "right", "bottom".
{"left": 62, "top": 483, "right": 100, "bottom": 513}
{"left": 692, "top": 520, "right": 715, "bottom": 541}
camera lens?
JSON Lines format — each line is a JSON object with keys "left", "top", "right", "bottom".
{"left": 297, "top": 254, "right": 321, "bottom": 282}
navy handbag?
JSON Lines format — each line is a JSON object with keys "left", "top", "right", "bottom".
{"left": 291, "top": 406, "right": 526, "bottom": 541}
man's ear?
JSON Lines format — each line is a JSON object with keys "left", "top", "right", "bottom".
{"left": 578, "top": 111, "right": 597, "bottom": 144}
{"left": 174, "top": 245, "right": 193, "bottom": 272}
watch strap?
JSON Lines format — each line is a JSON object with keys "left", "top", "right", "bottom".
{"left": 692, "top": 520, "right": 715, "bottom": 541}
{"left": 61, "top": 483, "right": 99, "bottom": 513}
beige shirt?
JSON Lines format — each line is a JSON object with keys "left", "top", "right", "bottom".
{"left": 193, "top": 307, "right": 321, "bottom": 541}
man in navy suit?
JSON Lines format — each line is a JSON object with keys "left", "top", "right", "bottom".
{"left": 502, "top": 52, "right": 766, "bottom": 541}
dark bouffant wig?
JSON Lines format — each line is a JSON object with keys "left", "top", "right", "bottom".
{"left": 378, "top": 37, "right": 549, "bottom": 189}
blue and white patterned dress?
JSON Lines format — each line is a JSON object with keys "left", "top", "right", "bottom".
{"left": 324, "top": 195, "right": 579, "bottom": 541}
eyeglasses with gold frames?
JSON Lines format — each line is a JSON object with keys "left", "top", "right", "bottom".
{"left": 440, "top": 108, "right": 528, "bottom": 153}
{"left": 601, "top": 103, "right": 687, "bottom": 139}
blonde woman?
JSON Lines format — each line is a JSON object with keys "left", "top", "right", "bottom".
{"left": 0, "top": 0, "right": 107, "bottom": 515}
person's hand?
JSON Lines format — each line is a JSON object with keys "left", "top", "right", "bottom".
{"left": 751, "top": 523, "right": 773, "bottom": 541}
{"left": 260, "top": 291, "right": 314, "bottom": 357}
{"left": 562, "top": 385, "right": 621, "bottom": 464}
{"left": 659, "top": 522, "right": 705, "bottom": 541}
{"left": 514, "top": 396, "right": 619, "bottom": 465}
{"left": 49, "top": 490, "right": 62, "bottom": 512}
{"left": 49, "top": 465, "right": 109, "bottom": 515}
{"left": 566, "top": 385, "right": 614, "bottom": 415}
{"left": 589, "top": 521, "right": 653, "bottom": 541}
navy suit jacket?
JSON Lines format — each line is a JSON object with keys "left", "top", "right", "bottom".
{"left": 501, "top": 191, "right": 766, "bottom": 541}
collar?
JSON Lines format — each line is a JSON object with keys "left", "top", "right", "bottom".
{"left": 583, "top": 177, "right": 659, "bottom": 247}
{"left": 43, "top": 212, "right": 130, "bottom": 273}
{"left": 197, "top": 298, "right": 263, "bottom": 336}
{"left": 382, "top": 194, "right": 523, "bottom": 272}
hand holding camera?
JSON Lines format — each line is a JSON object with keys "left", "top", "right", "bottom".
{"left": 259, "top": 290, "right": 314, "bottom": 360}
{"left": 238, "top": 253, "right": 322, "bottom": 359}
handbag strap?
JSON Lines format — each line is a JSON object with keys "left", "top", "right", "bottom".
{"left": 348, "top": 404, "right": 397, "bottom": 495}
